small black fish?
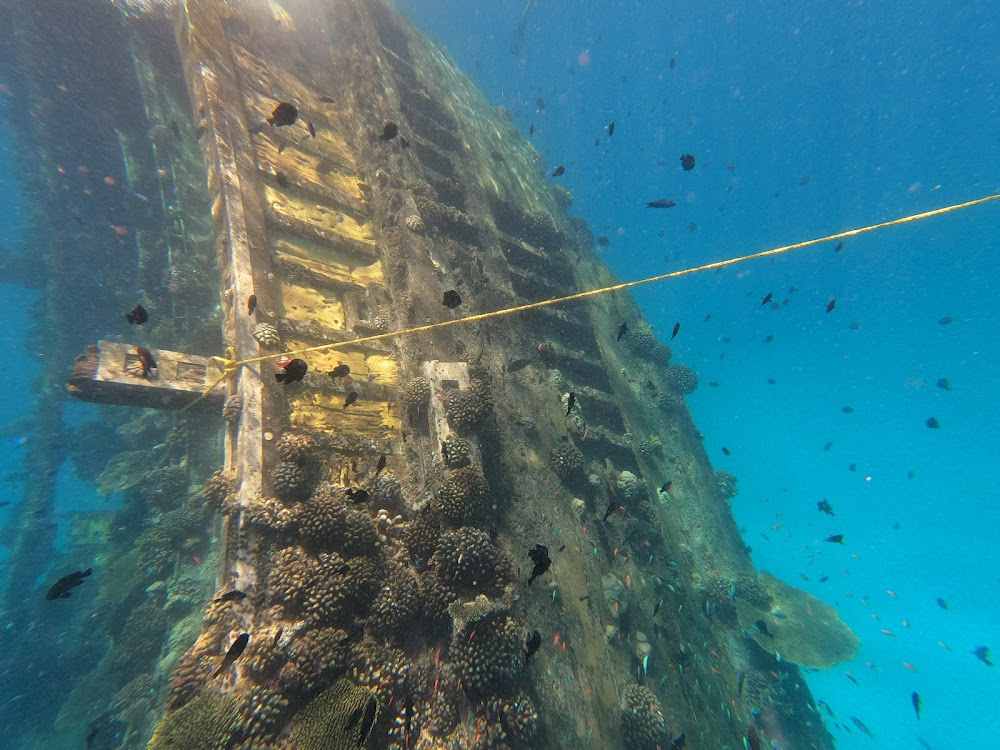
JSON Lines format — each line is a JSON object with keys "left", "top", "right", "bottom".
{"left": 617, "top": 322, "right": 628, "bottom": 341}
{"left": 275, "top": 358, "right": 308, "bottom": 384}
{"left": 912, "top": 691, "right": 921, "bottom": 719}
{"left": 938, "top": 316, "right": 953, "bottom": 325}
{"left": 842, "top": 406, "right": 855, "bottom": 414}
{"left": 647, "top": 198, "right": 677, "bottom": 208}
{"left": 737, "top": 670, "right": 745, "bottom": 695}
{"left": 267, "top": 102, "right": 298, "bottom": 127}
{"left": 670, "top": 56, "right": 677, "bottom": 69}
{"left": 755, "top": 619, "right": 773, "bottom": 638}
{"left": 125, "top": 303, "right": 148, "bottom": 325}
{"left": 214, "top": 590, "right": 247, "bottom": 603}
{"left": 602, "top": 498, "right": 618, "bottom": 522}
{"left": 443, "top": 289, "right": 462, "bottom": 309}
{"left": 399, "top": 136, "right": 410, "bottom": 148}
{"left": 345, "top": 487, "right": 369, "bottom": 503}
{"left": 653, "top": 599, "right": 663, "bottom": 617}
{"left": 826, "top": 298, "right": 837, "bottom": 313}
{"left": 374, "top": 454, "right": 387, "bottom": 476}
{"left": 835, "top": 241, "right": 844, "bottom": 252}
{"left": 761, "top": 292, "right": 773, "bottom": 306}
{"left": 527, "top": 544, "right": 551, "bottom": 585}
{"left": 608, "top": 121, "right": 615, "bottom": 136}
{"left": 45, "top": 568, "right": 92, "bottom": 600}
{"left": 907, "top": 470, "right": 915, "bottom": 479}
{"left": 825, "top": 534, "right": 845, "bottom": 545}
{"left": 936, "top": 597, "right": 948, "bottom": 610}
{"left": 937, "top": 378, "right": 951, "bottom": 390}
{"left": 379, "top": 121, "right": 398, "bottom": 140}
{"left": 348, "top": 696, "right": 378, "bottom": 746}
{"left": 275, "top": 171, "right": 289, "bottom": 188}
{"left": 925, "top": 417, "right": 940, "bottom": 429}
{"left": 722, "top": 446, "right": 731, "bottom": 456}
{"left": 849, "top": 463, "right": 857, "bottom": 472}
{"left": 823, "top": 441, "right": 834, "bottom": 451}
{"left": 552, "top": 165, "right": 565, "bottom": 177}
{"left": 660, "top": 481, "right": 672, "bottom": 493}
{"left": 670, "top": 732, "right": 686, "bottom": 750}
{"left": 708, "top": 381, "right": 720, "bottom": 387}
{"left": 671, "top": 321, "right": 680, "bottom": 339}
{"left": 817, "top": 499, "right": 835, "bottom": 516}
{"left": 767, "top": 377, "right": 776, "bottom": 385}
{"left": 308, "top": 121, "right": 316, "bottom": 138}
{"left": 247, "top": 295, "right": 257, "bottom": 316}
{"left": 136, "top": 347, "right": 157, "bottom": 376}
{"left": 329, "top": 364, "right": 351, "bottom": 378}
{"left": 525, "top": 630, "right": 541, "bottom": 662}
{"left": 819, "top": 576, "right": 829, "bottom": 583}
{"left": 973, "top": 646, "right": 993, "bottom": 666}
{"left": 536, "top": 97, "right": 545, "bottom": 110}
{"left": 506, "top": 358, "right": 531, "bottom": 373}
{"left": 680, "top": 153, "right": 696, "bottom": 171}
{"left": 318, "top": 96, "right": 335, "bottom": 104}
{"left": 529, "top": 123, "right": 535, "bottom": 136}
{"left": 596, "top": 235, "right": 609, "bottom": 247}
{"left": 343, "top": 391, "right": 358, "bottom": 409}
{"left": 213, "top": 633, "right": 250, "bottom": 678}
{"left": 565, "top": 392, "right": 576, "bottom": 416}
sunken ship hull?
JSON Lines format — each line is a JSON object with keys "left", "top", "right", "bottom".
{"left": 0, "top": 1, "right": 849, "bottom": 748}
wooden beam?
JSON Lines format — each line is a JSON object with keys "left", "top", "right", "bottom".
{"left": 66, "top": 340, "right": 227, "bottom": 413}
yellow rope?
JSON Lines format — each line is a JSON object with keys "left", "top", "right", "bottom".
{"left": 203, "top": 192, "right": 1000, "bottom": 392}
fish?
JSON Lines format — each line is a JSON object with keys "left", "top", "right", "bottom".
{"left": 213, "top": 590, "right": 247, "bottom": 603}
{"left": 346, "top": 695, "right": 378, "bottom": 746}
{"left": 506, "top": 358, "right": 531, "bottom": 373}
{"left": 912, "top": 691, "right": 921, "bottom": 719}
{"left": 660, "top": 481, "right": 672, "bottom": 493}
{"left": 343, "top": 391, "right": 358, "bottom": 409}
{"left": 374, "top": 454, "right": 387, "bottom": 476}
{"left": 565, "top": 392, "right": 576, "bottom": 416}
{"left": 442, "top": 289, "right": 462, "bottom": 309}
{"left": 608, "top": 121, "right": 615, "bottom": 136}
{"left": 653, "top": 599, "right": 662, "bottom": 616}
{"left": 267, "top": 102, "right": 298, "bottom": 127}
{"left": 849, "top": 463, "right": 857, "bottom": 472}
{"left": 722, "top": 447, "right": 731, "bottom": 456}
{"left": 602, "top": 498, "right": 618, "bottom": 522}
{"left": 937, "top": 378, "right": 951, "bottom": 390}
{"left": 308, "top": 121, "right": 316, "bottom": 138}
{"left": 845, "top": 671, "right": 859, "bottom": 685}
{"left": 45, "top": 568, "right": 92, "bottom": 600}
{"left": 972, "top": 645, "right": 993, "bottom": 666}
{"left": 275, "top": 171, "right": 289, "bottom": 188}
{"left": 763, "top": 335, "right": 774, "bottom": 344}
{"left": 670, "top": 732, "right": 686, "bottom": 750}
{"left": 825, "top": 534, "right": 845, "bottom": 545}
{"left": 617, "top": 322, "right": 628, "bottom": 341}
{"left": 823, "top": 441, "right": 834, "bottom": 451}
{"left": 379, "top": 121, "right": 398, "bottom": 140}
{"left": 525, "top": 630, "right": 541, "bottom": 662}
{"left": 938, "top": 316, "right": 953, "bottom": 325}
{"left": 329, "top": 364, "right": 351, "bottom": 378}
{"left": 761, "top": 292, "right": 773, "bottom": 306}
{"left": 536, "top": 98, "right": 545, "bottom": 110}
{"left": 842, "top": 406, "right": 855, "bottom": 414}
{"left": 596, "top": 236, "right": 609, "bottom": 247}
{"left": 647, "top": 198, "right": 677, "bottom": 208}
{"left": 747, "top": 725, "right": 761, "bottom": 750}
{"left": 817, "top": 499, "right": 835, "bottom": 516}
{"left": 670, "top": 56, "right": 677, "bottom": 69}
{"left": 708, "top": 381, "right": 720, "bottom": 387}
{"left": 925, "top": 417, "right": 940, "bottom": 429}
{"left": 552, "top": 165, "right": 565, "bottom": 177}
{"left": 818, "top": 700, "right": 835, "bottom": 717}
{"left": 850, "top": 716, "right": 873, "bottom": 737}
{"left": 345, "top": 487, "right": 369, "bottom": 503}
{"left": 275, "top": 358, "right": 308, "bottom": 384}
{"left": 826, "top": 298, "right": 837, "bottom": 313}
{"left": 529, "top": 123, "right": 534, "bottom": 136}
{"left": 213, "top": 633, "right": 250, "bottom": 678}
{"left": 527, "top": 544, "right": 551, "bottom": 585}
{"left": 835, "top": 241, "right": 844, "bottom": 252}
{"left": 819, "top": 576, "right": 829, "bottom": 583}
{"left": 671, "top": 322, "right": 680, "bottom": 339}
{"left": 318, "top": 96, "right": 335, "bottom": 104}
{"left": 767, "top": 378, "right": 776, "bottom": 385}
{"left": 125, "top": 303, "right": 148, "bottom": 325}
{"left": 936, "top": 597, "right": 948, "bottom": 610}
{"left": 247, "top": 295, "right": 257, "bottom": 316}
{"left": 679, "top": 153, "right": 695, "bottom": 171}
{"left": 136, "top": 347, "right": 157, "bottom": 377}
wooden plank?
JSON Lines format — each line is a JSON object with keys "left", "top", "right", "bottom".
{"left": 66, "top": 341, "right": 226, "bottom": 412}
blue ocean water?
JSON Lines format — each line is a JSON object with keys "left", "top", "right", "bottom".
{"left": 403, "top": 2, "right": 999, "bottom": 748}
